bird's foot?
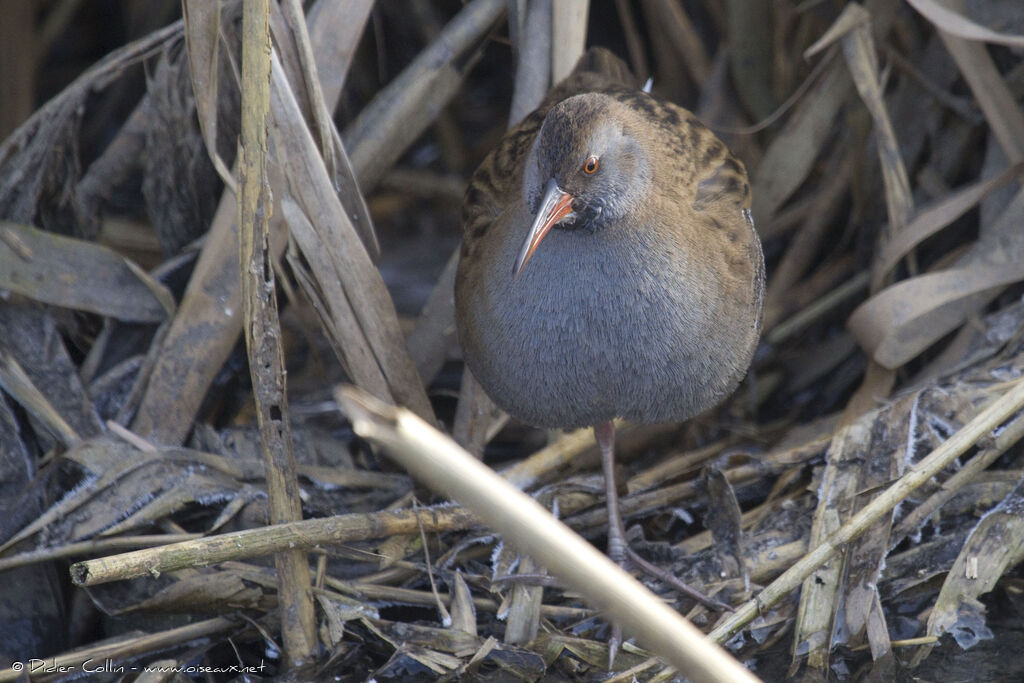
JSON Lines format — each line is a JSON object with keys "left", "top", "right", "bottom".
{"left": 605, "top": 504, "right": 730, "bottom": 613}
{"left": 602, "top": 527, "right": 730, "bottom": 670}
{"left": 622, "top": 545, "right": 732, "bottom": 613}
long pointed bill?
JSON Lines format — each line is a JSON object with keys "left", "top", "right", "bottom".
{"left": 513, "top": 179, "right": 576, "bottom": 278}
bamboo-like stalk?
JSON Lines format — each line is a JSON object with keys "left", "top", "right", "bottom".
{"left": 336, "top": 386, "right": 760, "bottom": 683}
{"left": 508, "top": 0, "right": 551, "bottom": 125}
{"left": 0, "top": 534, "right": 198, "bottom": 573}
{"left": 238, "top": 0, "right": 315, "bottom": 664}
{"left": 892, "top": 402, "right": 1024, "bottom": 545}
{"left": 69, "top": 506, "right": 478, "bottom": 586}
{"left": 550, "top": 0, "right": 589, "bottom": 82}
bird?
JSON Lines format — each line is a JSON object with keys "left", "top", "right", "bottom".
{"left": 454, "top": 47, "right": 764, "bottom": 651}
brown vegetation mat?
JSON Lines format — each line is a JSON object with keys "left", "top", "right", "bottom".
{"left": 1, "top": 0, "right": 1024, "bottom": 680}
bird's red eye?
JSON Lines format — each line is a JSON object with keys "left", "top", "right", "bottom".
{"left": 583, "top": 156, "right": 599, "bottom": 174}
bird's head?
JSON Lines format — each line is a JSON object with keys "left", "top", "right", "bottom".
{"left": 516, "top": 93, "right": 652, "bottom": 277}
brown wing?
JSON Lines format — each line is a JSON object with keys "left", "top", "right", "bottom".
{"left": 604, "top": 87, "right": 764, "bottom": 342}
{"left": 460, "top": 48, "right": 637, "bottom": 243}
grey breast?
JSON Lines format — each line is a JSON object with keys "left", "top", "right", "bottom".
{"left": 456, "top": 208, "right": 745, "bottom": 429}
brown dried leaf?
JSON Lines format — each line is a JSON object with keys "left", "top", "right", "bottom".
{"left": 269, "top": 3, "right": 379, "bottom": 262}
{"left": 792, "top": 418, "right": 873, "bottom": 670}
{"left": 270, "top": 52, "right": 433, "bottom": 421}
{"left": 872, "top": 161, "right": 1024, "bottom": 290}
{"left": 283, "top": 199, "right": 392, "bottom": 403}
{"left": 0, "top": 22, "right": 182, "bottom": 237}
{"left": 133, "top": 2, "right": 372, "bottom": 444}
{"left": 305, "top": 0, "right": 374, "bottom": 100}
{"left": 849, "top": 263, "right": 1024, "bottom": 369}
{"left": 124, "top": 571, "right": 263, "bottom": 614}
{"left": 838, "top": 4, "right": 913, "bottom": 235}
{"left": 0, "top": 307, "right": 104, "bottom": 447}
{"left": 934, "top": 3, "right": 1024, "bottom": 162}
{"left": 316, "top": 590, "right": 378, "bottom": 648}
{"left": 143, "top": 46, "right": 229, "bottom": 254}
{"left": 841, "top": 390, "right": 912, "bottom": 652}
{"left": 908, "top": 0, "right": 1024, "bottom": 48}
{"left": 342, "top": 0, "right": 505, "bottom": 191}
{"left": 361, "top": 616, "right": 482, "bottom": 656}
{"left": 924, "top": 477, "right": 1024, "bottom": 649}
{"left": 1, "top": 222, "right": 173, "bottom": 322}
{"left": 702, "top": 466, "right": 745, "bottom": 581}
{"left": 449, "top": 570, "right": 478, "bottom": 636}
{"left": 751, "top": 53, "right": 851, "bottom": 222}
{"left": 0, "top": 438, "right": 251, "bottom": 554}
{"left": 374, "top": 532, "right": 419, "bottom": 570}
{"left": 181, "top": 0, "right": 235, "bottom": 191}
{"left": 504, "top": 554, "right": 544, "bottom": 646}
{"left": 96, "top": 470, "right": 239, "bottom": 537}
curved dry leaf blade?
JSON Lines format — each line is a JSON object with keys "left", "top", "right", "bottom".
{"left": 362, "top": 616, "right": 480, "bottom": 666}
{"left": 804, "top": 1, "right": 870, "bottom": 58}
{"left": 97, "top": 471, "right": 239, "bottom": 538}
{"left": 864, "top": 593, "right": 891, "bottom": 659}
{"left": 282, "top": 200, "right": 392, "bottom": 401}
{"left": 841, "top": 393, "right": 911, "bottom": 646}
{"left": 328, "top": 128, "right": 380, "bottom": 262}
{"left": 936, "top": 14, "right": 1024, "bottom": 162}
{"left": 0, "top": 442, "right": 156, "bottom": 553}
{"left": 873, "top": 162, "right": 1024, "bottom": 290}
{"left": 270, "top": 55, "right": 434, "bottom": 422}
{"left": 504, "top": 555, "right": 544, "bottom": 645}
{"left": 274, "top": 0, "right": 335, "bottom": 177}
{"left": 127, "top": 571, "right": 262, "bottom": 614}
{"left": 182, "top": 0, "right": 235, "bottom": 190}
{"left": 0, "top": 21, "right": 182, "bottom": 234}
{"left": 306, "top": 0, "right": 374, "bottom": 102}
{"left": 0, "top": 349, "right": 81, "bottom": 447}
{"left": 134, "top": 0, "right": 376, "bottom": 446}
{"left": 0, "top": 307, "right": 104, "bottom": 445}
{"left": 751, "top": 53, "right": 850, "bottom": 222}
{"left": 908, "top": 0, "right": 1024, "bottom": 48}
{"left": 839, "top": 5, "right": 912, "bottom": 234}
{"left": 272, "top": 0, "right": 379, "bottom": 260}
{"left": 702, "top": 466, "right": 745, "bottom": 578}
{"left": 1, "top": 222, "right": 172, "bottom": 322}
{"left": 848, "top": 264, "right": 1024, "bottom": 368}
